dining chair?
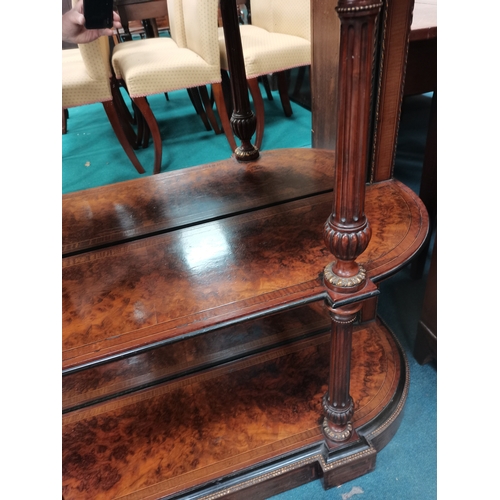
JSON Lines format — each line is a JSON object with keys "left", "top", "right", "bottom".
{"left": 112, "top": 0, "right": 237, "bottom": 174}
{"left": 218, "top": 0, "right": 311, "bottom": 150}
{"left": 114, "top": 0, "right": 218, "bottom": 135}
{"left": 62, "top": 35, "right": 146, "bottom": 174}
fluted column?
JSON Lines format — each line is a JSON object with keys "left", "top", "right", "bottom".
{"left": 322, "top": 0, "right": 383, "bottom": 443}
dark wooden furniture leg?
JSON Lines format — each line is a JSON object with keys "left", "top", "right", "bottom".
{"left": 414, "top": 238, "right": 437, "bottom": 364}
{"left": 411, "top": 91, "right": 437, "bottom": 279}
{"left": 277, "top": 70, "right": 293, "bottom": 117}
{"left": 219, "top": 0, "right": 259, "bottom": 160}
{"left": 102, "top": 100, "right": 146, "bottom": 174}
{"left": 211, "top": 82, "right": 238, "bottom": 152}
{"left": 132, "top": 96, "right": 162, "bottom": 174}
{"left": 199, "top": 85, "right": 222, "bottom": 134}
{"left": 187, "top": 87, "right": 212, "bottom": 131}
{"left": 62, "top": 109, "right": 68, "bottom": 135}
{"left": 247, "top": 77, "right": 265, "bottom": 150}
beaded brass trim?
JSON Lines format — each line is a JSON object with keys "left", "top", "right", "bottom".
{"left": 234, "top": 146, "right": 260, "bottom": 161}
{"left": 324, "top": 262, "right": 367, "bottom": 288}
{"left": 199, "top": 445, "right": 378, "bottom": 499}
{"left": 337, "top": 2, "right": 383, "bottom": 13}
{"left": 322, "top": 418, "right": 353, "bottom": 442}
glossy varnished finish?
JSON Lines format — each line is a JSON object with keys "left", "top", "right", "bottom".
{"left": 311, "top": 0, "right": 340, "bottom": 150}
{"left": 62, "top": 149, "right": 335, "bottom": 255}
{"left": 62, "top": 317, "right": 406, "bottom": 500}
{"left": 62, "top": 170, "right": 427, "bottom": 371}
{"left": 63, "top": 303, "right": 331, "bottom": 411}
{"left": 370, "top": 0, "right": 415, "bottom": 182}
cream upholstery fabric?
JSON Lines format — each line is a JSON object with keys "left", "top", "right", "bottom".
{"left": 251, "top": 0, "right": 311, "bottom": 41}
{"left": 62, "top": 39, "right": 113, "bottom": 109}
{"left": 218, "top": 0, "right": 311, "bottom": 78}
{"left": 62, "top": 2, "right": 114, "bottom": 109}
{"left": 167, "top": 0, "right": 187, "bottom": 47}
{"left": 112, "top": 0, "right": 221, "bottom": 98}
{"left": 218, "top": 25, "right": 310, "bottom": 78}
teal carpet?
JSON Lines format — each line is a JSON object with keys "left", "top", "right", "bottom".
{"left": 62, "top": 88, "right": 436, "bottom": 499}
{"left": 62, "top": 86, "right": 312, "bottom": 194}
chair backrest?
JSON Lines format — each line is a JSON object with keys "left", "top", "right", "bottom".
{"left": 71, "top": 0, "right": 111, "bottom": 80}
{"left": 169, "top": 0, "right": 220, "bottom": 67}
{"left": 77, "top": 37, "right": 112, "bottom": 80}
{"left": 166, "top": 0, "right": 187, "bottom": 46}
{"left": 250, "top": 0, "right": 311, "bottom": 41}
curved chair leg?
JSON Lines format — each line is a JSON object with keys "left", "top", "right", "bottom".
{"left": 132, "top": 101, "right": 147, "bottom": 149}
{"left": 110, "top": 77, "right": 140, "bottom": 148}
{"left": 199, "top": 85, "right": 222, "bottom": 135}
{"left": 102, "top": 100, "right": 146, "bottom": 174}
{"left": 114, "top": 79, "right": 137, "bottom": 126}
{"left": 132, "top": 96, "right": 162, "bottom": 174}
{"left": 277, "top": 71, "right": 293, "bottom": 117}
{"left": 259, "top": 75, "right": 273, "bottom": 101}
{"left": 212, "top": 82, "right": 237, "bottom": 153}
{"left": 187, "top": 87, "right": 211, "bottom": 131}
{"left": 247, "top": 77, "right": 265, "bottom": 150}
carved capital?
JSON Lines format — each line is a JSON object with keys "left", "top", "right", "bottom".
{"left": 323, "top": 216, "right": 372, "bottom": 262}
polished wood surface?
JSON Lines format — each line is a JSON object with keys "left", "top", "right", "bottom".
{"left": 62, "top": 150, "right": 428, "bottom": 372}
{"left": 63, "top": 302, "right": 330, "bottom": 411}
{"left": 311, "top": 0, "right": 340, "bottom": 150}
{"left": 62, "top": 0, "right": 425, "bottom": 495}
{"left": 62, "top": 317, "right": 406, "bottom": 500}
{"left": 62, "top": 149, "right": 335, "bottom": 255}
{"left": 370, "top": 0, "right": 415, "bottom": 182}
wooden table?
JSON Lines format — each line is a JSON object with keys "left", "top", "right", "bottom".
{"left": 114, "top": 0, "right": 169, "bottom": 41}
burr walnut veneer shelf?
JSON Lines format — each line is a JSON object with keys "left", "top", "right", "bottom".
{"left": 62, "top": 148, "right": 428, "bottom": 499}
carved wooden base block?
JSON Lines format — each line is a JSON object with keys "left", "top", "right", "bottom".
{"left": 62, "top": 316, "right": 407, "bottom": 500}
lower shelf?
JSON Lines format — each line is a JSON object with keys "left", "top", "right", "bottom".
{"left": 62, "top": 316, "right": 408, "bottom": 500}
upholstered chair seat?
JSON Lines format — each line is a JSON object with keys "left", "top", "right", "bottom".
{"left": 112, "top": 38, "right": 221, "bottom": 98}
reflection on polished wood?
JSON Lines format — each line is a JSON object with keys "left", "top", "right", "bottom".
{"left": 62, "top": 149, "right": 428, "bottom": 372}
{"left": 62, "top": 149, "right": 335, "bottom": 255}
{"left": 62, "top": 0, "right": 425, "bottom": 495}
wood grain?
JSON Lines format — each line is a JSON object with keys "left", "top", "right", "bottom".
{"left": 62, "top": 149, "right": 335, "bottom": 255}
{"left": 62, "top": 173, "right": 427, "bottom": 371}
{"left": 62, "top": 317, "right": 403, "bottom": 500}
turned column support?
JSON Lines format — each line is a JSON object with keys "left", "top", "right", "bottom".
{"left": 321, "top": 0, "right": 383, "bottom": 443}
{"left": 322, "top": 301, "right": 362, "bottom": 442}
{"left": 219, "top": 0, "right": 260, "bottom": 161}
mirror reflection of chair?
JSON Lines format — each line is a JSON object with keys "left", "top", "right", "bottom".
{"left": 62, "top": 35, "right": 146, "bottom": 174}
{"left": 114, "top": 0, "right": 218, "bottom": 134}
{"left": 112, "top": 0, "right": 237, "bottom": 175}
{"left": 218, "top": 0, "right": 311, "bottom": 150}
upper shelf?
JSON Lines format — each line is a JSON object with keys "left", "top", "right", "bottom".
{"left": 62, "top": 148, "right": 428, "bottom": 371}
